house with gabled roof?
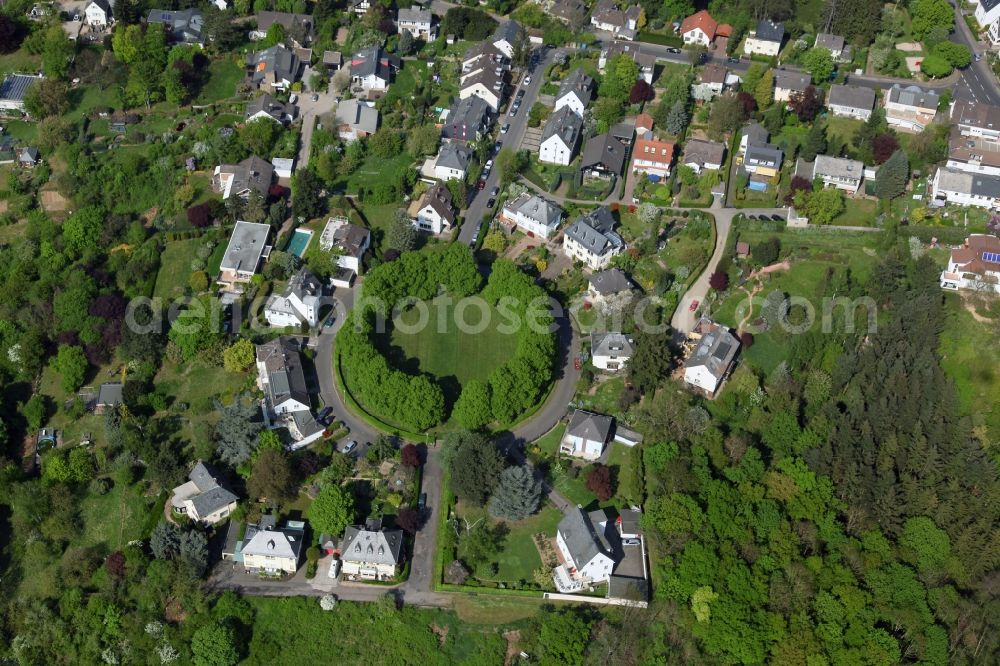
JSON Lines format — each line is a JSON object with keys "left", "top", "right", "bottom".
{"left": 246, "top": 93, "right": 297, "bottom": 124}
{"left": 682, "top": 139, "right": 726, "bottom": 173}
{"left": 397, "top": 5, "right": 435, "bottom": 41}
{"left": 334, "top": 99, "right": 379, "bottom": 141}
{"left": 939, "top": 233, "right": 1000, "bottom": 293}
{"left": 500, "top": 192, "right": 564, "bottom": 239}
{"left": 591, "top": 332, "right": 634, "bottom": 372}
{"left": 170, "top": 461, "right": 239, "bottom": 525}
{"left": 264, "top": 266, "right": 323, "bottom": 328}
{"left": 148, "top": 8, "right": 205, "bottom": 45}
{"left": 773, "top": 70, "right": 810, "bottom": 103}
{"left": 460, "top": 65, "right": 506, "bottom": 111}
{"left": 885, "top": 84, "right": 939, "bottom": 133}
{"left": 256, "top": 336, "right": 311, "bottom": 415}
{"left": 799, "top": 154, "right": 865, "bottom": 193}
{"left": 631, "top": 133, "right": 675, "bottom": 179}
{"left": 213, "top": 155, "right": 274, "bottom": 200}
{"left": 590, "top": 0, "right": 641, "bottom": 40}
{"left": 680, "top": 10, "right": 730, "bottom": 46}
{"left": 744, "top": 19, "right": 784, "bottom": 56}
{"left": 814, "top": 32, "right": 845, "bottom": 59}
{"left": 931, "top": 167, "right": 1000, "bottom": 211}
{"left": 340, "top": 518, "right": 404, "bottom": 580}
{"left": 539, "top": 106, "right": 583, "bottom": 165}
{"left": 555, "top": 68, "right": 595, "bottom": 117}
{"left": 563, "top": 207, "right": 625, "bottom": 270}
{"left": 434, "top": 142, "right": 473, "bottom": 181}
{"left": 319, "top": 216, "right": 370, "bottom": 274}
{"left": 85, "top": 0, "right": 112, "bottom": 27}
{"left": 561, "top": 409, "right": 614, "bottom": 459}
{"left": 582, "top": 132, "right": 628, "bottom": 179}
{"left": 441, "top": 95, "right": 493, "bottom": 143}
{"left": 350, "top": 46, "right": 399, "bottom": 91}
{"left": 692, "top": 63, "right": 728, "bottom": 101}
{"left": 491, "top": 20, "right": 522, "bottom": 58}
{"left": 250, "top": 11, "right": 314, "bottom": 48}
{"left": 553, "top": 507, "right": 616, "bottom": 592}
{"left": 409, "top": 183, "right": 455, "bottom": 234}
{"left": 828, "top": 84, "right": 875, "bottom": 120}
{"left": 239, "top": 515, "right": 306, "bottom": 574}
{"left": 247, "top": 44, "right": 302, "bottom": 91}
{"left": 684, "top": 318, "right": 739, "bottom": 395}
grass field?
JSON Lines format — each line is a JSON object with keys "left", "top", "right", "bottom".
{"left": 831, "top": 198, "right": 877, "bottom": 227}
{"left": 378, "top": 296, "right": 519, "bottom": 387}
{"left": 939, "top": 293, "right": 1000, "bottom": 439}
{"left": 575, "top": 375, "right": 625, "bottom": 416}
{"left": 194, "top": 59, "right": 244, "bottom": 105}
{"left": 455, "top": 501, "right": 563, "bottom": 584}
{"left": 153, "top": 238, "right": 202, "bottom": 299}
{"left": 154, "top": 358, "right": 246, "bottom": 447}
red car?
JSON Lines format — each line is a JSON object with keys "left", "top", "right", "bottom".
{"left": 689, "top": 299, "right": 700, "bottom": 312}
{"left": 573, "top": 357, "right": 581, "bottom": 370}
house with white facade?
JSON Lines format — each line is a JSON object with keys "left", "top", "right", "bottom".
{"left": 459, "top": 66, "right": 506, "bottom": 111}
{"left": 974, "top": 0, "right": 1000, "bottom": 46}
{"left": 931, "top": 167, "right": 1000, "bottom": 210}
{"left": 350, "top": 46, "right": 399, "bottom": 91}
{"left": 939, "top": 234, "right": 1000, "bottom": 293}
{"left": 591, "top": 331, "right": 634, "bottom": 372}
{"left": 264, "top": 267, "right": 322, "bottom": 328}
{"left": 255, "top": 336, "right": 324, "bottom": 446}
{"left": 680, "top": 10, "right": 730, "bottom": 46}
{"left": 340, "top": 519, "right": 404, "bottom": 580}
{"left": 590, "top": 0, "right": 641, "bottom": 40}
{"left": 773, "top": 70, "right": 811, "bottom": 103}
{"left": 554, "top": 68, "right": 595, "bottom": 117}
{"left": 433, "top": 142, "right": 473, "bottom": 181}
{"left": 951, "top": 99, "right": 1000, "bottom": 141}
{"left": 691, "top": 63, "right": 727, "bottom": 101}
{"left": 814, "top": 32, "right": 845, "bottom": 59}
{"left": 397, "top": 5, "right": 435, "bottom": 40}
{"left": 318, "top": 216, "right": 370, "bottom": 274}
{"left": 440, "top": 95, "right": 493, "bottom": 143}
{"left": 631, "top": 133, "right": 675, "bottom": 179}
{"left": 743, "top": 19, "right": 784, "bottom": 56}
{"left": 246, "top": 93, "right": 297, "bottom": 124}
{"left": 334, "top": 99, "right": 379, "bottom": 141}
{"left": 217, "top": 220, "right": 271, "bottom": 291}
{"left": 84, "top": 0, "right": 111, "bottom": 27}
{"left": 246, "top": 44, "right": 301, "bottom": 91}
{"left": 170, "top": 462, "right": 238, "bottom": 525}
{"left": 553, "top": 508, "right": 616, "bottom": 593}
{"left": 238, "top": 516, "right": 306, "bottom": 574}
{"left": 563, "top": 206, "right": 625, "bottom": 270}
{"left": 598, "top": 41, "right": 655, "bottom": 84}
{"left": 409, "top": 183, "right": 455, "bottom": 234}
{"left": 539, "top": 106, "right": 583, "bottom": 165}
{"left": 682, "top": 139, "right": 726, "bottom": 173}
{"left": 683, "top": 318, "right": 740, "bottom": 396}
{"left": 828, "top": 85, "right": 876, "bottom": 120}
{"left": 491, "top": 20, "right": 522, "bottom": 58}
{"left": 884, "top": 84, "right": 939, "bottom": 133}
{"left": 947, "top": 127, "right": 1000, "bottom": 176}
{"left": 560, "top": 409, "right": 614, "bottom": 459}
{"left": 500, "top": 192, "right": 564, "bottom": 238}
{"left": 796, "top": 154, "right": 865, "bottom": 194}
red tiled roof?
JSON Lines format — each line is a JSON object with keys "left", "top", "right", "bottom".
{"left": 632, "top": 137, "right": 675, "bottom": 165}
{"left": 635, "top": 113, "right": 654, "bottom": 132}
{"left": 680, "top": 10, "right": 717, "bottom": 40}
{"left": 717, "top": 23, "right": 732, "bottom": 38}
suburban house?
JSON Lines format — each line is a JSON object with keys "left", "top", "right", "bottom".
{"left": 350, "top": 46, "right": 399, "bottom": 91}
{"left": 555, "top": 68, "right": 595, "bottom": 117}
{"left": 743, "top": 19, "right": 784, "bottom": 56}
{"left": 245, "top": 93, "right": 297, "bottom": 124}
{"left": 84, "top": 0, "right": 111, "bottom": 27}
{"left": 581, "top": 132, "right": 628, "bottom": 179}
{"left": 691, "top": 63, "right": 727, "bottom": 101}
{"left": 539, "top": 106, "right": 584, "bottom": 165}
{"left": 0, "top": 74, "right": 44, "bottom": 115}
{"left": 462, "top": 41, "right": 508, "bottom": 77}
{"left": 946, "top": 127, "right": 1000, "bottom": 176}
{"left": 333, "top": 99, "right": 379, "bottom": 141}
{"left": 397, "top": 5, "right": 435, "bottom": 40}
{"left": 828, "top": 85, "right": 876, "bottom": 120}
{"left": 598, "top": 42, "right": 655, "bottom": 84}
{"left": 433, "top": 142, "right": 473, "bottom": 181}
{"left": 255, "top": 336, "right": 324, "bottom": 446}
{"left": 94, "top": 382, "right": 122, "bottom": 414}
{"left": 217, "top": 220, "right": 271, "bottom": 291}
{"left": 264, "top": 266, "right": 322, "bottom": 328}
{"left": 17, "top": 147, "right": 39, "bottom": 167}
{"left": 884, "top": 84, "right": 939, "bottom": 132}
{"left": 147, "top": 8, "right": 204, "bottom": 46}
{"left": 213, "top": 155, "right": 274, "bottom": 200}
{"left": 742, "top": 143, "right": 783, "bottom": 183}
{"left": 682, "top": 138, "right": 726, "bottom": 173}
{"left": 500, "top": 192, "right": 564, "bottom": 239}
{"left": 561, "top": 409, "right": 614, "bottom": 459}
{"left": 170, "top": 462, "right": 238, "bottom": 525}
{"left": 340, "top": 519, "right": 404, "bottom": 580}
{"left": 974, "top": 0, "right": 1000, "bottom": 46}
{"left": 350, "top": 0, "right": 371, "bottom": 15}
{"left": 591, "top": 331, "right": 634, "bottom": 372}
{"left": 680, "top": 10, "right": 730, "bottom": 47}
{"left": 247, "top": 44, "right": 302, "bottom": 91}
{"left": 319, "top": 216, "right": 370, "bottom": 275}
{"left": 410, "top": 183, "right": 455, "bottom": 234}
{"left": 250, "top": 11, "right": 314, "bottom": 47}
{"left": 491, "top": 20, "right": 522, "bottom": 58}
{"left": 815, "top": 32, "right": 846, "bottom": 59}
{"left": 238, "top": 516, "right": 306, "bottom": 574}
{"left": 563, "top": 206, "right": 625, "bottom": 270}
{"left": 550, "top": 0, "right": 588, "bottom": 26}
{"left": 684, "top": 318, "right": 740, "bottom": 396}
{"left": 587, "top": 268, "right": 635, "bottom": 304}
{"left": 950, "top": 99, "right": 1000, "bottom": 141}
{"left": 796, "top": 154, "right": 865, "bottom": 193}
{"left": 939, "top": 233, "right": 1000, "bottom": 293}
{"left": 440, "top": 95, "right": 492, "bottom": 143}
{"left": 459, "top": 66, "right": 506, "bottom": 111}
{"left": 773, "top": 70, "right": 811, "bottom": 103}
{"left": 631, "top": 134, "right": 675, "bottom": 179}
{"left": 739, "top": 122, "right": 769, "bottom": 157}
{"left": 553, "top": 507, "right": 616, "bottom": 593}
{"left": 590, "top": 0, "right": 641, "bottom": 40}
{"left": 931, "top": 167, "right": 1000, "bottom": 210}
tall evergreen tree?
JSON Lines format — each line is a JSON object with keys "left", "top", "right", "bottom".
{"left": 488, "top": 465, "right": 543, "bottom": 521}
{"left": 874, "top": 149, "right": 909, "bottom": 200}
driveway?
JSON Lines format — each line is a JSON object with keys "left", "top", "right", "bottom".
{"left": 405, "top": 444, "right": 444, "bottom": 598}
{"left": 294, "top": 69, "right": 338, "bottom": 170}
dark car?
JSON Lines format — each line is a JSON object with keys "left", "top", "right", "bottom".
{"left": 666, "top": 47, "right": 681, "bottom": 54}
{"left": 324, "top": 315, "right": 336, "bottom": 328}
{"left": 490, "top": 186, "right": 499, "bottom": 197}
{"left": 418, "top": 493, "right": 427, "bottom": 510}
{"left": 318, "top": 407, "right": 334, "bottom": 424}
{"left": 728, "top": 56, "right": 741, "bottom": 64}
{"left": 487, "top": 197, "right": 496, "bottom": 208}
{"left": 517, "top": 88, "right": 525, "bottom": 98}
{"left": 771, "top": 214, "right": 784, "bottom": 221}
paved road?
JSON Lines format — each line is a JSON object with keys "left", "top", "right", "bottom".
{"left": 294, "top": 67, "right": 338, "bottom": 170}
{"left": 949, "top": 2, "right": 1000, "bottom": 105}
{"left": 512, "top": 313, "right": 580, "bottom": 442}
{"left": 457, "top": 46, "right": 557, "bottom": 246}
{"left": 406, "top": 444, "right": 444, "bottom": 597}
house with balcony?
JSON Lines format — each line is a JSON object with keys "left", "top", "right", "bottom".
{"left": 796, "top": 154, "right": 864, "bottom": 194}
{"left": 500, "top": 192, "right": 564, "bottom": 239}
{"left": 459, "top": 66, "right": 506, "bottom": 111}
{"left": 679, "top": 10, "right": 730, "bottom": 47}
{"left": 553, "top": 507, "right": 616, "bottom": 593}
{"left": 591, "top": 331, "right": 634, "bottom": 372}
{"left": 562, "top": 206, "right": 625, "bottom": 270}
{"left": 931, "top": 167, "right": 1000, "bottom": 211}
{"left": 682, "top": 139, "right": 726, "bottom": 173}
{"left": 319, "top": 216, "right": 370, "bottom": 275}
{"left": 236, "top": 516, "right": 306, "bottom": 574}
{"left": 334, "top": 99, "right": 379, "bottom": 141}
{"left": 255, "top": 336, "right": 324, "bottom": 446}
{"left": 631, "top": 134, "right": 675, "bottom": 179}
{"left": 582, "top": 132, "right": 628, "bottom": 179}
{"left": 433, "top": 142, "right": 473, "bottom": 181}
{"left": 409, "top": 183, "right": 455, "bottom": 234}
{"left": 213, "top": 155, "right": 274, "bottom": 200}
{"left": 397, "top": 5, "right": 435, "bottom": 40}
{"left": 939, "top": 233, "right": 1000, "bottom": 293}
{"left": 947, "top": 127, "right": 1000, "bottom": 176}
{"left": 683, "top": 318, "right": 740, "bottom": 396}
{"left": 350, "top": 46, "right": 399, "bottom": 92}
{"left": 440, "top": 95, "right": 492, "bottom": 143}
{"left": 884, "top": 84, "right": 939, "bottom": 133}
{"left": 246, "top": 93, "right": 297, "bottom": 125}
{"left": 340, "top": 519, "right": 404, "bottom": 580}
{"left": 691, "top": 64, "right": 727, "bottom": 101}
{"left": 590, "top": 0, "right": 641, "bottom": 40}
{"left": 247, "top": 44, "right": 302, "bottom": 91}
{"left": 560, "top": 409, "right": 614, "bottom": 459}
{"left": 217, "top": 220, "right": 271, "bottom": 291}
{"left": 951, "top": 99, "right": 1000, "bottom": 140}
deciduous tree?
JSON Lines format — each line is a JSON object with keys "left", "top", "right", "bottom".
{"left": 308, "top": 483, "right": 355, "bottom": 536}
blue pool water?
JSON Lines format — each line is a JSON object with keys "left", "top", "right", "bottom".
{"left": 287, "top": 229, "right": 313, "bottom": 257}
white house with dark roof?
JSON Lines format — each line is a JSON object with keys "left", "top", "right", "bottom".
{"left": 434, "top": 142, "right": 473, "bottom": 181}
{"left": 591, "top": 331, "right": 634, "bottom": 372}
{"left": 773, "top": 70, "right": 810, "bottom": 103}
{"left": 440, "top": 95, "right": 493, "bottom": 143}
{"left": 555, "top": 68, "right": 595, "bottom": 117}
{"left": 587, "top": 268, "right": 634, "bottom": 303}
{"left": 975, "top": 0, "right": 1000, "bottom": 46}
{"left": 319, "top": 216, "right": 370, "bottom": 274}
{"left": 798, "top": 155, "right": 865, "bottom": 193}
{"left": 218, "top": 220, "right": 271, "bottom": 291}
{"left": 340, "top": 519, "right": 404, "bottom": 580}
{"left": 247, "top": 44, "right": 301, "bottom": 91}
{"left": 951, "top": 99, "right": 1000, "bottom": 140}
{"left": 563, "top": 207, "right": 625, "bottom": 270}
{"left": 459, "top": 66, "right": 506, "bottom": 111}
{"left": 814, "top": 32, "right": 845, "bottom": 59}
{"left": 397, "top": 5, "right": 435, "bottom": 40}
{"left": 213, "top": 155, "right": 274, "bottom": 200}
{"left": 828, "top": 85, "right": 876, "bottom": 120}
{"left": 684, "top": 318, "right": 739, "bottom": 395}
{"left": 539, "top": 106, "right": 583, "bottom": 165}
{"left": 409, "top": 183, "right": 455, "bottom": 234}
{"left": 246, "top": 93, "right": 297, "bottom": 124}
{"left": 255, "top": 336, "right": 324, "bottom": 446}
{"left": 682, "top": 139, "right": 726, "bottom": 173}
{"left": 939, "top": 234, "right": 1000, "bottom": 293}
{"left": 884, "top": 84, "right": 939, "bottom": 133}
{"left": 561, "top": 409, "right": 614, "bottom": 459}
{"left": 553, "top": 507, "right": 616, "bottom": 592}
{"left": 170, "top": 462, "right": 239, "bottom": 524}
{"left": 743, "top": 19, "right": 784, "bottom": 56}
{"left": 264, "top": 266, "right": 322, "bottom": 327}
{"left": 931, "top": 167, "right": 1000, "bottom": 210}
{"left": 491, "top": 20, "right": 522, "bottom": 58}
{"left": 692, "top": 64, "right": 728, "bottom": 101}
{"left": 239, "top": 515, "right": 306, "bottom": 574}
{"left": 148, "top": 8, "right": 204, "bottom": 45}
{"left": 582, "top": 132, "right": 628, "bottom": 179}
{"left": 350, "top": 46, "right": 399, "bottom": 91}
{"left": 84, "top": 0, "right": 111, "bottom": 27}
{"left": 590, "top": 0, "right": 641, "bottom": 40}
{"left": 334, "top": 99, "right": 379, "bottom": 141}
{"left": 500, "top": 192, "right": 564, "bottom": 238}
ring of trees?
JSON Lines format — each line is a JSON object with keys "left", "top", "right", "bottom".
{"left": 337, "top": 245, "right": 556, "bottom": 432}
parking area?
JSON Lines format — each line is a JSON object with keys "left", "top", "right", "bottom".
{"left": 612, "top": 538, "right": 647, "bottom": 579}
{"left": 520, "top": 126, "right": 542, "bottom": 152}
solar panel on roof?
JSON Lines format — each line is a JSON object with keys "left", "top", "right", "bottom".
{"left": 983, "top": 251, "right": 1000, "bottom": 263}
{"left": 713, "top": 340, "right": 733, "bottom": 360}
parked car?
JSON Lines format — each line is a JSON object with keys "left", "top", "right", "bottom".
{"left": 487, "top": 197, "right": 496, "bottom": 208}
{"left": 666, "top": 47, "right": 681, "bottom": 54}
{"left": 510, "top": 107, "right": 518, "bottom": 117}
{"left": 689, "top": 300, "right": 700, "bottom": 312}
{"left": 622, "top": 538, "right": 641, "bottom": 546}
{"left": 311, "top": 93, "right": 319, "bottom": 102}
{"left": 490, "top": 186, "right": 499, "bottom": 197}
{"left": 523, "top": 75, "right": 531, "bottom": 84}
{"left": 289, "top": 94, "right": 298, "bottom": 103}
{"left": 343, "top": 441, "right": 358, "bottom": 455}
{"left": 324, "top": 315, "right": 336, "bottom": 328}
{"left": 318, "top": 407, "right": 334, "bottom": 424}
{"left": 418, "top": 493, "right": 427, "bottom": 510}
{"left": 327, "top": 560, "right": 341, "bottom": 579}
{"left": 728, "top": 56, "right": 741, "bottom": 64}
{"left": 485, "top": 159, "right": 494, "bottom": 169}
{"left": 516, "top": 88, "right": 525, "bottom": 98}
{"left": 500, "top": 123, "right": 510, "bottom": 134}
{"left": 478, "top": 179, "right": 486, "bottom": 190}
{"left": 573, "top": 357, "right": 581, "bottom": 370}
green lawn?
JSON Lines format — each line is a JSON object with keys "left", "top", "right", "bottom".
{"left": 825, "top": 116, "right": 865, "bottom": 155}
{"left": 66, "top": 84, "right": 121, "bottom": 122}
{"left": 153, "top": 238, "right": 202, "bottom": 299}
{"left": 938, "top": 293, "right": 1000, "bottom": 440}
{"left": 830, "top": 198, "right": 877, "bottom": 227}
{"left": 575, "top": 375, "right": 625, "bottom": 416}
{"left": 378, "top": 296, "right": 519, "bottom": 387}
{"left": 194, "top": 58, "right": 245, "bottom": 105}
{"left": 154, "top": 358, "right": 247, "bottom": 447}
{"left": 77, "top": 483, "right": 164, "bottom": 550}
{"left": 533, "top": 424, "right": 566, "bottom": 457}
{"left": 455, "top": 502, "right": 563, "bottom": 585}
{"left": 339, "top": 152, "right": 416, "bottom": 195}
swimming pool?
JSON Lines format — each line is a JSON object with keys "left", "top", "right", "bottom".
{"left": 287, "top": 229, "right": 313, "bottom": 257}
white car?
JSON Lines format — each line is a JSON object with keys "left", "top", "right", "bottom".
{"left": 523, "top": 75, "right": 531, "bottom": 84}
{"left": 500, "top": 123, "right": 510, "bottom": 134}
{"left": 328, "top": 559, "right": 341, "bottom": 578}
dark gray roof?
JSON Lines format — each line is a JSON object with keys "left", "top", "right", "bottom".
{"left": 683, "top": 139, "right": 726, "bottom": 167}
{"left": 685, "top": 322, "right": 740, "bottom": 378}
{"left": 441, "top": 96, "right": 492, "bottom": 141}
{"left": 541, "top": 105, "right": 583, "bottom": 147}
{"left": 828, "top": 84, "right": 875, "bottom": 111}
{"left": 616, "top": 508, "right": 641, "bottom": 535}
{"left": 753, "top": 19, "right": 784, "bottom": 43}
{"left": 566, "top": 409, "right": 614, "bottom": 442}
{"left": 887, "top": 84, "right": 939, "bottom": 110}
{"left": 255, "top": 336, "right": 311, "bottom": 407}
{"left": 557, "top": 68, "right": 595, "bottom": 107}
{"left": 147, "top": 8, "right": 204, "bottom": 44}
{"left": 255, "top": 11, "right": 314, "bottom": 41}
{"left": 248, "top": 45, "right": 302, "bottom": 85}
{"left": 492, "top": 19, "right": 521, "bottom": 45}
{"left": 591, "top": 331, "right": 634, "bottom": 358}
{"left": 287, "top": 266, "right": 322, "bottom": 301}
{"left": 335, "top": 99, "right": 379, "bottom": 134}
{"left": 558, "top": 507, "right": 611, "bottom": 568}
{"left": 436, "top": 142, "right": 473, "bottom": 170}
{"left": 773, "top": 70, "right": 810, "bottom": 92}
{"left": 503, "top": 192, "right": 563, "bottom": 229}
{"left": 608, "top": 575, "right": 648, "bottom": 602}
{"left": 397, "top": 5, "right": 432, "bottom": 24}
{"left": 420, "top": 183, "right": 455, "bottom": 223}
{"left": 981, "top": 0, "right": 1000, "bottom": 11}
{"left": 97, "top": 382, "right": 123, "bottom": 406}
{"left": 0, "top": 74, "right": 41, "bottom": 103}
{"left": 565, "top": 207, "right": 623, "bottom": 257}
{"left": 220, "top": 155, "right": 275, "bottom": 197}
{"left": 589, "top": 268, "right": 634, "bottom": 295}
{"left": 246, "top": 93, "right": 297, "bottom": 122}
{"left": 341, "top": 524, "right": 404, "bottom": 566}
{"left": 241, "top": 517, "right": 305, "bottom": 561}
{"left": 350, "top": 46, "right": 398, "bottom": 81}
{"left": 745, "top": 143, "right": 783, "bottom": 169}
{"left": 185, "top": 461, "right": 239, "bottom": 517}
{"left": 581, "top": 132, "right": 627, "bottom": 174}
{"left": 741, "top": 121, "right": 769, "bottom": 145}
{"left": 971, "top": 173, "right": 1000, "bottom": 198}
{"left": 951, "top": 99, "right": 1000, "bottom": 131}
{"left": 814, "top": 33, "right": 844, "bottom": 52}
